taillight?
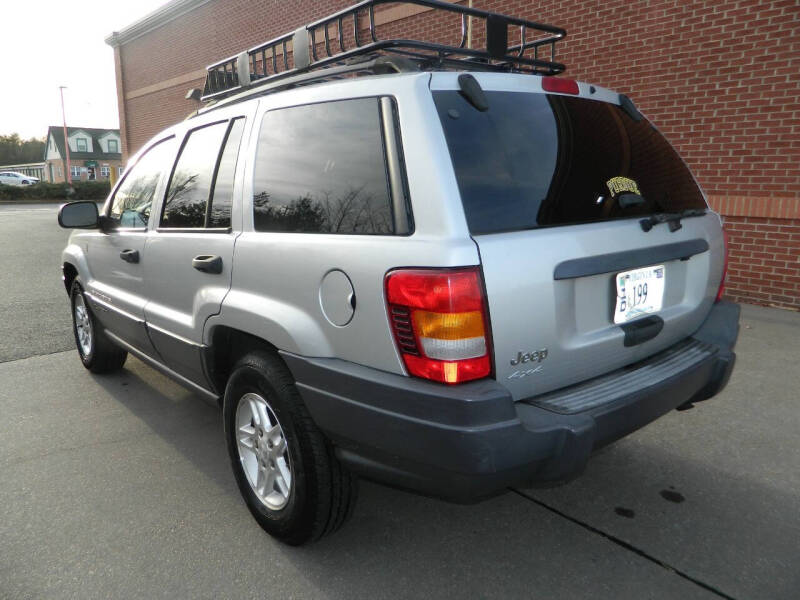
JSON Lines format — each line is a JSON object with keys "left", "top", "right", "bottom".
{"left": 541, "top": 76, "right": 579, "bottom": 95}
{"left": 385, "top": 267, "right": 492, "bottom": 384}
{"left": 716, "top": 227, "right": 729, "bottom": 302}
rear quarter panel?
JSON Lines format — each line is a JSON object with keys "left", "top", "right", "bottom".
{"left": 208, "top": 74, "right": 481, "bottom": 374}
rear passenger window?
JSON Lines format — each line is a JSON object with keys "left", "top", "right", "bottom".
{"left": 161, "top": 122, "right": 229, "bottom": 228}
{"left": 253, "top": 98, "right": 393, "bottom": 234}
{"left": 208, "top": 118, "right": 245, "bottom": 228}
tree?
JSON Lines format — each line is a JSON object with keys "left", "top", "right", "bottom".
{"left": 0, "top": 134, "right": 46, "bottom": 165}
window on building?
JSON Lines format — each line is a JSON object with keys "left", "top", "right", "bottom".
{"left": 108, "top": 138, "right": 175, "bottom": 229}
{"left": 117, "top": 166, "right": 124, "bottom": 177}
{"left": 70, "top": 166, "right": 81, "bottom": 180}
{"left": 57, "top": 167, "right": 62, "bottom": 177}
{"left": 76, "top": 138, "right": 88, "bottom": 152}
{"left": 100, "top": 165, "right": 110, "bottom": 178}
{"left": 108, "top": 139, "right": 119, "bottom": 153}
{"left": 253, "top": 98, "right": 394, "bottom": 234}
{"left": 161, "top": 121, "right": 229, "bottom": 228}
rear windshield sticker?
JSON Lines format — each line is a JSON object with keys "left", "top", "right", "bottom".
{"left": 606, "top": 176, "right": 641, "bottom": 197}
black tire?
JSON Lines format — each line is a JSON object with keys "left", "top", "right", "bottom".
{"left": 70, "top": 280, "right": 127, "bottom": 374}
{"left": 223, "top": 350, "right": 357, "bottom": 545}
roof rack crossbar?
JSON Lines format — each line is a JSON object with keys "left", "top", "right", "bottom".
{"left": 201, "top": 0, "right": 566, "bottom": 102}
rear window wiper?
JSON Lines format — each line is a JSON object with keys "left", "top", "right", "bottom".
{"left": 640, "top": 209, "right": 707, "bottom": 232}
{"left": 618, "top": 192, "right": 646, "bottom": 208}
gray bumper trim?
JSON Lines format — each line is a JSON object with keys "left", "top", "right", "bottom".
{"left": 524, "top": 339, "right": 716, "bottom": 414}
{"left": 281, "top": 301, "right": 740, "bottom": 501}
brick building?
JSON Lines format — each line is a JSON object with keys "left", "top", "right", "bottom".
{"left": 107, "top": 0, "right": 799, "bottom": 309}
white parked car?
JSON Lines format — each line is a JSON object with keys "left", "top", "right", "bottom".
{"left": 0, "top": 171, "right": 39, "bottom": 186}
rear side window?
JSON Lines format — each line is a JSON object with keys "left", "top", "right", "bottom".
{"left": 208, "top": 118, "right": 246, "bottom": 228}
{"left": 109, "top": 137, "right": 175, "bottom": 229}
{"left": 253, "top": 98, "right": 393, "bottom": 234}
{"left": 433, "top": 91, "right": 706, "bottom": 234}
{"left": 162, "top": 121, "right": 229, "bottom": 228}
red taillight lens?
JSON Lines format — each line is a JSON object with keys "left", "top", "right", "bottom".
{"left": 385, "top": 268, "right": 492, "bottom": 384}
{"left": 541, "top": 76, "right": 579, "bottom": 95}
{"left": 716, "top": 227, "right": 729, "bottom": 302}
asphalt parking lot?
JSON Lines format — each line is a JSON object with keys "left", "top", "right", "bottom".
{"left": 1, "top": 202, "right": 798, "bottom": 599}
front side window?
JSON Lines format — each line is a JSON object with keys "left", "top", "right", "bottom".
{"left": 76, "top": 138, "right": 87, "bottom": 152}
{"left": 109, "top": 138, "right": 175, "bottom": 229}
{"left": 253, "top": 98, "right": 393, "bottom": 234}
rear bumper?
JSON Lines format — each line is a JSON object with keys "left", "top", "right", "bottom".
{"left": 282, "top": 301, "right": 740, "bottom": 502}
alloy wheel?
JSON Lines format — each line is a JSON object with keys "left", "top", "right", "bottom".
{"left": 73, "top": 293, "right": 93, "bottom": 357}
{"left": 235, "top": 392, "right": 293, "bottom": 510}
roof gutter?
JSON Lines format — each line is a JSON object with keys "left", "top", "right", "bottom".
{"left": 105, "top": 0, "right": 213, "bottom": 47}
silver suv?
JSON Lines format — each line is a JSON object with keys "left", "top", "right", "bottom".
{"left": 58, "top": 0, "right": 739, "bottom": 545}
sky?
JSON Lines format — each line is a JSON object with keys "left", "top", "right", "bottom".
{"left": 0, "top": 0, "right": 170, "bottom": 140}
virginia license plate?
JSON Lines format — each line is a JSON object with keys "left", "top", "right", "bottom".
{"left": 614, "top": 265, "right": 666, "bottom": 324}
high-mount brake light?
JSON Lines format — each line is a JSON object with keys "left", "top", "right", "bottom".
{"left": 385, "top": 268, "right": 492, "bottom": 384}
{"left": 542, "top": 76, "right": 579, "bottom": 95}
{"left": 716, "top": 228, "right": 729, "bottom": 302}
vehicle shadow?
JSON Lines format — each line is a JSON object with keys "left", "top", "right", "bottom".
{"left": 90, "top": 357, "right": 798, "bottom": 599}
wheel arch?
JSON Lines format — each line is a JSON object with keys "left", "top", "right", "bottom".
{"left": 203, "top": 325, "right": 286, "bottom": 397}
{"left": 61, "top": 243, "right": 90, "bottom": 295}
{"left": 63, "top": 262, "right": 79, "bottom": 293}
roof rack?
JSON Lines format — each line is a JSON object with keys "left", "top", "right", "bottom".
{"left": 201, "top": 0, "right": 566, "bottom": 102}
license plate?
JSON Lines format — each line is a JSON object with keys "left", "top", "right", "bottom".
{"left": 614, "top": 265, "right": 665, "bottom": 324}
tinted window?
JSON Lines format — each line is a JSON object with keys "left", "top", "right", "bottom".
{"left": 161, "top": 122, "right": 228, "bottom": 228}
{"left": 253, "top": 98, "right": 393, "bottom": 234}
{"left": 433, "top": 91, "right": 706, "bottom": 234}
{"left": 208, "top": 118, "right": 245, "bottom": 228}
{"left": 109, "top": 138, "right": 175, "bottom": 229}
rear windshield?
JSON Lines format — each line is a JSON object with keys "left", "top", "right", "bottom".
{"left": 433, "top": 91, "right": 706, "bottom": 234}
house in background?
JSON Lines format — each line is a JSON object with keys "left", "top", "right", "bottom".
{"left": 44, "top": 126, "right": 123, "bottom": 183}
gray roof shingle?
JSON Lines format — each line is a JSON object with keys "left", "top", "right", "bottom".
{"left": 45, "top": 126, "right": 122, "bottom": 161}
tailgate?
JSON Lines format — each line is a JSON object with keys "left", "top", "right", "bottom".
{"left": 476, "top": 215, "right": 724, "bottom": 399}
{"left": 430, "top": 74, "right": 725, "bottom": 400}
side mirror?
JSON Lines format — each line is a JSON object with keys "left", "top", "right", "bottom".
{"left": 58, "top": 201, "right": 99, "bottom": 229}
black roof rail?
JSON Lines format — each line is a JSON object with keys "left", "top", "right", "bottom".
{"left": 201, "top": 0, "right": 566, "bottom": 102}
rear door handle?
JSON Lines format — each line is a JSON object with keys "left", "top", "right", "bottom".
{"left": 120, "top": 249, "right": 139, "bottom": 263}
{"left": 192, "top": 255, "right": 223, "bottom": 274}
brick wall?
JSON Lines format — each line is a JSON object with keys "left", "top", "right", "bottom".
{"left": 724, "top": 217, "right": 800, "bottom": 307}
{"left": 110, "top": 0, "right": 800, "bottom": 309}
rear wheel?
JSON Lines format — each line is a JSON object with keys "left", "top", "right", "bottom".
{"left": 223, "top": 350, "right": 357, "bottom": 545}
{"left": 70, "top": 281, "right": 127, "bottom": 373}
